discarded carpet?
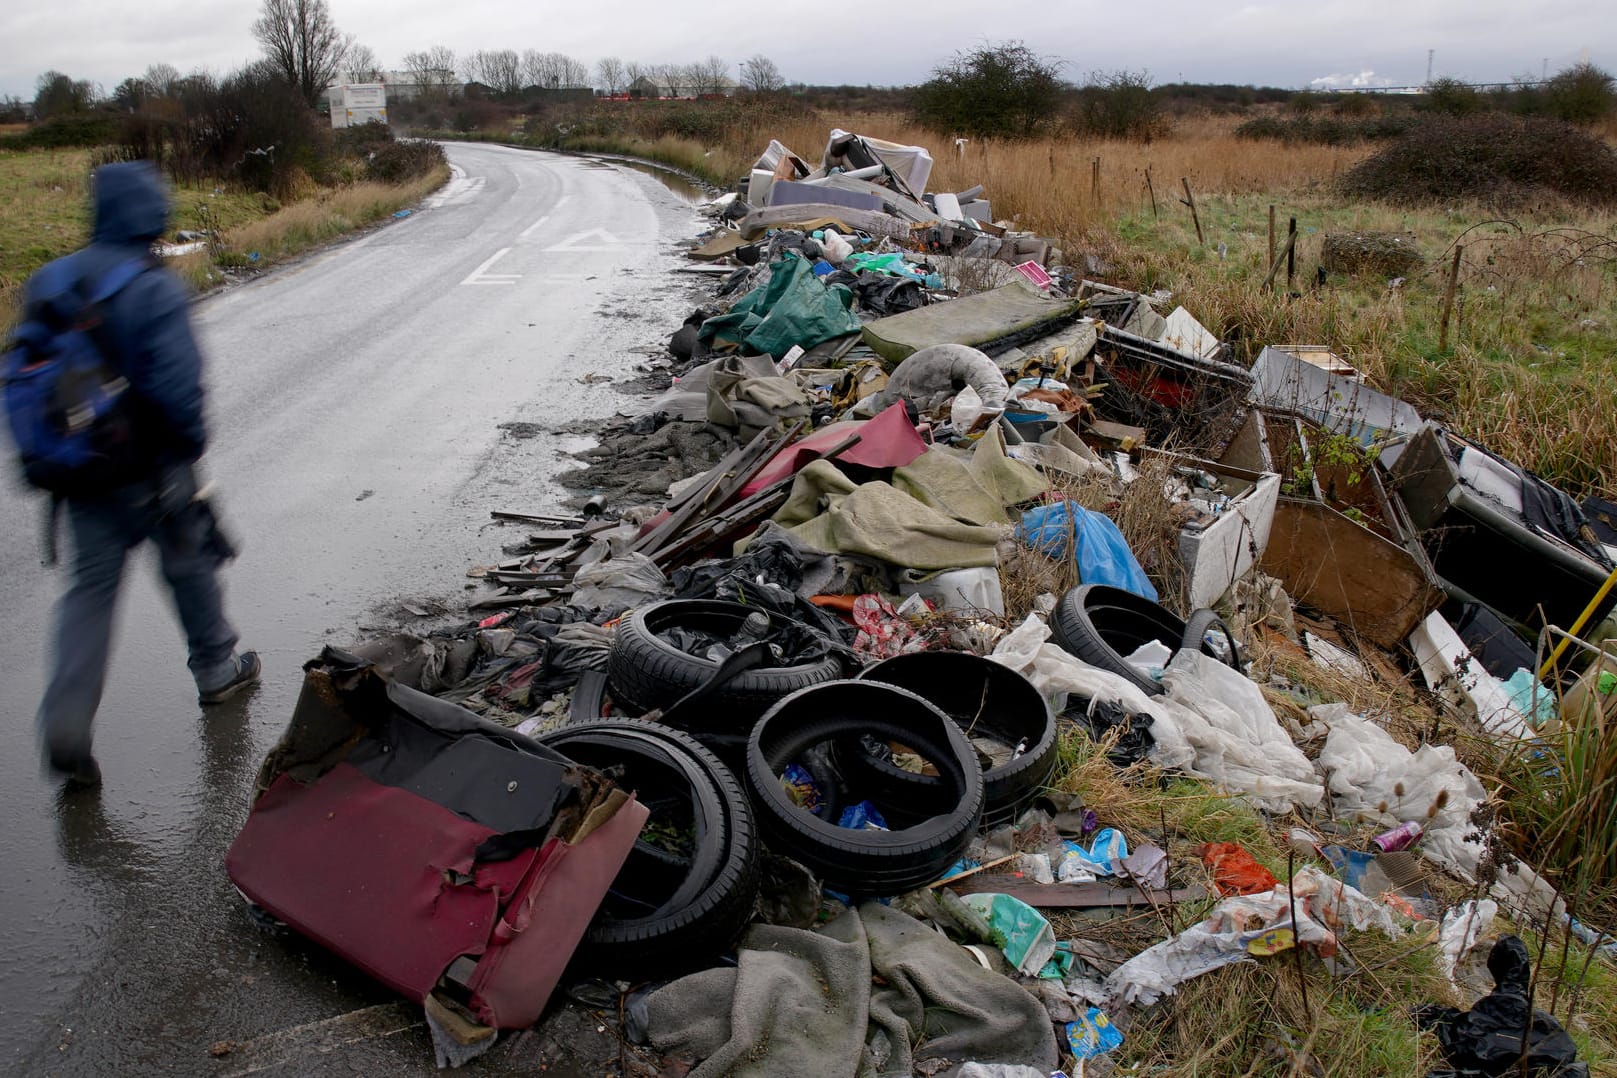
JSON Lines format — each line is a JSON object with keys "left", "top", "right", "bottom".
{"left": 641, "top": 902, "right": 1058, "bottom": 1078}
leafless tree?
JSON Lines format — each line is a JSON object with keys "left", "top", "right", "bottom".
{"left": 625, "top": 61, "right": 649, "bottom": 96}
{"left": 741, "top": 54, "right": 784, "bottom": 93}
{"left": 143, "top": 62, "right": 182, "bottom": 98}
{"left": 342, "top": 42, "right": 381, "bottom": 83}
{"left": 595, "top": 56, "right": 626, "bottom": 95}
{"left": 403, "top": 46, "right": 457, "bottom": 98}
{"left": 690, "top": 55, "right": 731, "bottom": 95}
{"left": 521, "top": 51, "right": 589, "bottom": 89}
{"left": 555, "top": 54, "right": 589, "bottom": 88}
{"left": 251, "top": 0, "right": 348, "bottom": 107}
{"left": 465, "top": 49, "right": 522, "bottom": 95}
{"left": 659, "top": 64, "right": 683, "bottom": 99}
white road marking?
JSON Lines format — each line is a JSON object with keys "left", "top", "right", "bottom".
{"left": 518, "top": 196, "right": 569, "bottom": 239}
{"left": 543, "top": 228, "right": 627, "bottom": 252}
{"left": 424, "top": 166, "right": 484, "bottom": 209}
{"left": 461, "top": 247, "right": 520, "bottom": 285}
{"left": 215, "top": 1003, "right": 420, "bottom": 1077}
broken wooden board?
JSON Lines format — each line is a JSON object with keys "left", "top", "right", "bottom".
{"left": 1261, "top": 496, "right": 1443, "bottom": 649}
{"left": 946, "top": 876, "right": 1203, "bottom": 909}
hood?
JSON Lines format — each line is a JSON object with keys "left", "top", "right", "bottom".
{"left": 92, "top": 161, "right": 171, "bottom": 245}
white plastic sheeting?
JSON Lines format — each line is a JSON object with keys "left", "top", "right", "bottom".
{"left": 1438, "top": 899, "right": 1498, "bottom": 984}
{"left": 990, "top": 615, "right": 1323, "bottom": 813}
{"left": 1159, "top": 650, "right": 1325, "bottom": 813}
{"left": 1315, "top": 703, "right": 1488, "bottom": 880}
{"left": 1105, "top": 867, "right": 1402, "bottom": 1006}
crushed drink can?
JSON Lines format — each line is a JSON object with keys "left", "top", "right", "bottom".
{"left": 1372, "top": 820, "right": 1423, "bottom": 853}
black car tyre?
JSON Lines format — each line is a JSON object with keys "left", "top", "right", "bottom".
{"left": 537, "top": 720, "right": 760, "bottom": 973}
{"left": 745, "top": 681, "right": 983, "bottom": 896}
{"left": 854, "top": 652, "right": 1058, "bottom": 830}
{"left": 607, "top": 600, "right": 844, "bottom": 722}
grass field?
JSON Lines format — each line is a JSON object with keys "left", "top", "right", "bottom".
{"left": 0, "top": 148, "right": 447, "bottom": 323}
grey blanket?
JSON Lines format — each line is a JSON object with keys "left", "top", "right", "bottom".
{"left": 642, "top": 903, "right": 1058, "bottom": 1078}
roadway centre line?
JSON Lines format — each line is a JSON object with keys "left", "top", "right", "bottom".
{"left": 461, "top": 247, "right": 520, "bottom": 286}
{"left": 518, "top": 195, "right": 568, "bottom": 239}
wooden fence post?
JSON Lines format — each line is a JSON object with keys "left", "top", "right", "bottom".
{"left": 1286, "top": 217, "right": 1297, "bottom": 290}
{"left": 1145, "top": 168, "right": 1159, "bottom": 220}
{"left": 1439, "top": 246, "right": 1464, "bottom": 351}
{"left": 1267, "top": 205, "right": 1276, "bottom": 280}
{"left": 1180, "top": 177, "right": 1204, "bottom": 244}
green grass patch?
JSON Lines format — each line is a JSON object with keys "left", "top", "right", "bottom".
{"left": 1, "top": 147, "right": 447, "bottom": 324}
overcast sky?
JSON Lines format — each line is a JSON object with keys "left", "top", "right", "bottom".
{"left": 1, "top": 0, "right": 1611, "bottom": 101}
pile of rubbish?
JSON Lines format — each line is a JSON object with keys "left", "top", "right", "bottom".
{"left": 226, "top": 129, "right": 1617, "bottom": 1075}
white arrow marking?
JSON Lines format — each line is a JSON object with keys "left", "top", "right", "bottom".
{"left": 543, "top": 228, "right": 627, "bottom": 252}
{"left": 462, "top": 247, "right": 520, "bottom": 285}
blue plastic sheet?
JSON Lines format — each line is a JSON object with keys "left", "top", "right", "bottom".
{"left": 1016, "top": 503, "right": 1158, "bottom": 601}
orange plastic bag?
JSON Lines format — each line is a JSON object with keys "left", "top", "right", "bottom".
{"left": 1200, "top": 842, "right": 1280, "bottom": 896}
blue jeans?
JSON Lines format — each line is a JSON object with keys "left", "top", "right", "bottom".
{"left": 37, "top": 474, "right": 239, "bottom": 762}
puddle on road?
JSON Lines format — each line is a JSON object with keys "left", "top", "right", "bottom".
{"left": 583, "top": 157, "right": 710, "bottom": 205}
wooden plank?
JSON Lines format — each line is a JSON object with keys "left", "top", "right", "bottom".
{"left": 947, "top": 876, "right": 1203, "bottom": 909}
{"left": 491, "top": 510, "right": 585, "bottom": 527}
{"left": 1260, "top": 497, "right": 1443, "bottom": 648}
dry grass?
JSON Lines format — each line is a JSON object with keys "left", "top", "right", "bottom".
{"left": 220, "top": 165, "right": 448, "bottom": 264}
{"left": 553, "top": 105, "right": 1616, "bottom": 497}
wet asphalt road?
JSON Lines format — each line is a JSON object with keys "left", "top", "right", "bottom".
{"left": 0, "top": 142, "right": 706, "bottom": 1074}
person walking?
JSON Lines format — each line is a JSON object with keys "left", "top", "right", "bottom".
{"left": 5, "top": 161, "right": 258, "bottom": 789}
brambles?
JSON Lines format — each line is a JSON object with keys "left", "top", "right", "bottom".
{"left": 1340, "top": 114, "right": 1617, "bottom": 208}
{"left": 912, "top": 41, "right": 1065, "bottom": 140}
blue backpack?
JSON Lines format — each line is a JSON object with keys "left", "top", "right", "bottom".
{"left": 2, "top": 254, "right": 153, "bottom": 492}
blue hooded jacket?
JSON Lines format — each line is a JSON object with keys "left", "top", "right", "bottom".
{"left": 25, "top": 161, "right": 208, "bottom": 473}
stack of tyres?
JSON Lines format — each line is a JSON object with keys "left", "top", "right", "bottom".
{"left": 745, "top": 680, "right": 984, "bottom": 896}
{"left": 536, "top": 721, "right": 760, "bottom": 974}
{"left": 854, "top": 651, "right": 1058, "bottom": 829}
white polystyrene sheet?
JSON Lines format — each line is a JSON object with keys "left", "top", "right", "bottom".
{"left": 747, "top": 168, "right": 776, "bottom": 209}
{"left": 1161, "top": 306, "right": 1222, "bottom": 359}
{"left": 933, "top": 191, "right": 963, "bottom": 221}
{"left": 1408, "top": 612, "right": 1533, "bottom": 739}
{"left": 1455, "top": 445, "right": 1525, "bottom": 514}
{"left": 1179, "top": 472, "right": 1281, "bottom": 609}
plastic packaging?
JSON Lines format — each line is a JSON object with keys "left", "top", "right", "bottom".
{"left": 780, "top": 763, "right": 823, "bottom": 816}
{"left": 962, "top": 892, "right": 1059, "bottom": 977}
{"left": 1066, "top": 1008, "right": 1124, "bottom": 1059}
{"left": 1199, "top": 842, "right": 1279, "bottom": 896}
{"left": 837, "top": 800, "right": 889, "bottom": 831}
{"left": 820, "top": 228, "right": 854, "bottom": 263}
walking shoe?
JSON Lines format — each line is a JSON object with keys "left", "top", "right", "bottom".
{"left": 199, "top": 651, "right": 262, "bottom": 705}
{"left": 47, "top": 751, "right": 102, "bottom": 790}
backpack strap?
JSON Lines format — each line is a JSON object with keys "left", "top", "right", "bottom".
{"left": 75, "top": 254, "right": 158, "bottom": 372}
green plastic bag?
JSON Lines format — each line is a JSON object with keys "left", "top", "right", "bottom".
{"left": 700, "top": 254, "right": 860, "bottom": 359}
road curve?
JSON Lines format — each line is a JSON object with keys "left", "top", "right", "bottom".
{"left": 0, "top": 142, "right": 705, "bottom": 1074}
